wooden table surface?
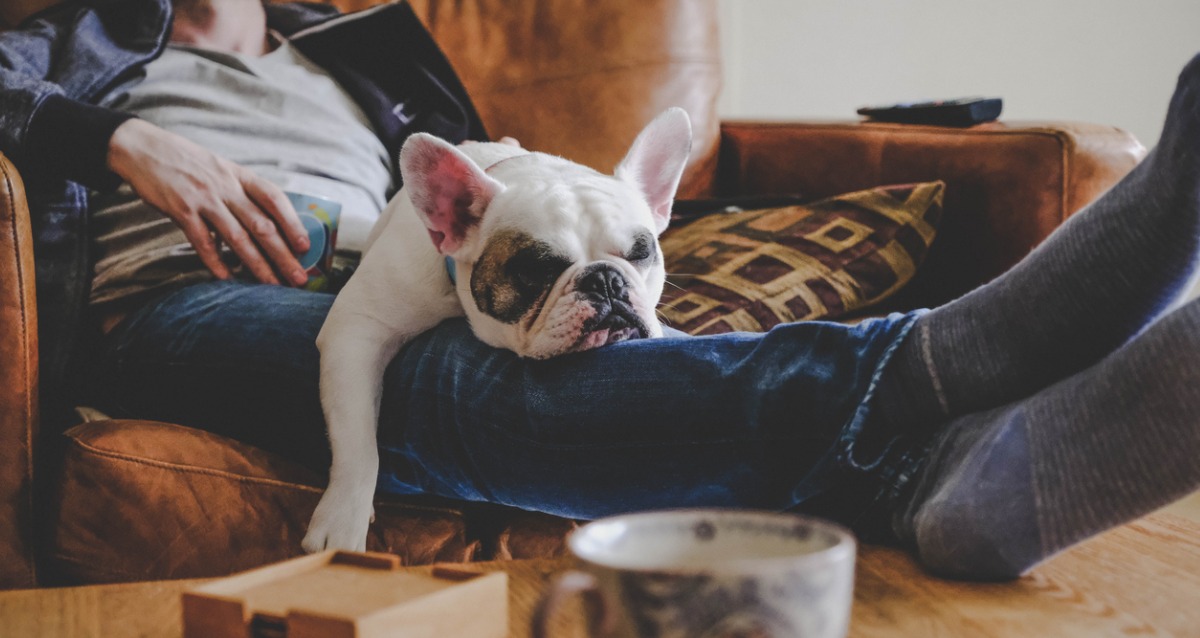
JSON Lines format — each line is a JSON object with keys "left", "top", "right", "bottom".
{"left": 2, "top": 512, "right": 1197, "bottom": 637}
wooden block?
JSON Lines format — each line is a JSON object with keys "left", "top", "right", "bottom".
{"left": 182, "top": 551, "right": 507, "bottom": 638}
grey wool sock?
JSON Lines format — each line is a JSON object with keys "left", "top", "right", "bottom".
{"left": 894, "top": 295, "right": 1200, "bottom": 580}
{"left": 875, "top": 52, "right": 1200, "bottom": 430}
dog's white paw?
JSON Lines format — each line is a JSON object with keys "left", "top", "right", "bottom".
{"left": 302, "top": 486, "right": 375, "bottom": 553}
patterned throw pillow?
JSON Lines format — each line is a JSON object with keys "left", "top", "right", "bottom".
{"left": 658, "top": 182, "right": 945, "bottom": 335}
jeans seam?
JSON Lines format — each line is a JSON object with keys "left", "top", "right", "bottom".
{"left": 844, "top": 440, "right": 932, "bottom": 542}
{"left": 842, "top": 312, "right": 924, "bottom": 470}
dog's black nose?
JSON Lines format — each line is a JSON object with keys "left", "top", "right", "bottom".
{"left": 577, "top": 264, "right": 630, "bottom": 303}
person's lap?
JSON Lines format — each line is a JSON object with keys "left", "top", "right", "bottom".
{"left": 90, "top": 279, "right": 926, "bottom": 537}
{"left": 92, "top": 282, "right": 336, "bottom": 471}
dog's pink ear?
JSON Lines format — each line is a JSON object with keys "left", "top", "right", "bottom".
{"left": 400, "top": 133, "right": 505, "bottom": 254}
{"left": 615, "top": 108, "right": 693, "bottom": 235}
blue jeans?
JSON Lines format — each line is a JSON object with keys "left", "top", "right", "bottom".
{"left": 92, "top": 281, "right": 927, "bottom": 540}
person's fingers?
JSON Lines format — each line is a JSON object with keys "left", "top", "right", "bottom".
{"left": 227, "top": 194, "right": 309, "bottom": 286}
{"left": 105, "top": 121, "right": 311, "bottom": 286}
{"left": 202, "top": 203, "right": 281, "bottom": 286}
{"left": 177, "top": 216, "right": 232, "bottom": 280}
{"left": 242, "top": 172, "right": 310, "bottom": 254}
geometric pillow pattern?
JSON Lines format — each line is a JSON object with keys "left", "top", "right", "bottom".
{"left": 658, "top": 181, "right": 945, "bottom": 335}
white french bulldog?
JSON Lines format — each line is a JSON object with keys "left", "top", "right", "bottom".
{"left": 302, "top": 108, "right": 693, "bottom": 552}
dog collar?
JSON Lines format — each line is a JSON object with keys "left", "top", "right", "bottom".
{"left": 445, "top": 256, "right": 457, "bottom": 285}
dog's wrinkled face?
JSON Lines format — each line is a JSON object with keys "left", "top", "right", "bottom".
{"left": 400, "top": 108, "right": 692, "bottom": 358}
{"left": 462, "top": 170, "right": 666, "bottom": 358}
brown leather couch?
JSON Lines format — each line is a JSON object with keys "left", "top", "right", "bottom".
{"left": 0, "top": 0, "right": 1146, "bottom": 589}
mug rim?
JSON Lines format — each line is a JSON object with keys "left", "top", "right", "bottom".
{"left": 283, "top": 190, "right": 343, "bottom": 215}
{"left": 566, "top": 508, "right": 856, "bottom": 574}
{"left": 283, "top": 189, "right": 340, "bottom": 204}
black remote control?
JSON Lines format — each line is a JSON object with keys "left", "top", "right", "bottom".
{"left": 857, "top": 97, "right": 1003, "bottom": 126}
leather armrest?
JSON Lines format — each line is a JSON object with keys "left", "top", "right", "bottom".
{"left": 0, "top": 151, "right": 39, "bottom": 588}
{"left": 1, "top": 0, "right": 60, "bottom": 27}
{"left": 715, "top": 119, "right": 1147, "bottom": 309}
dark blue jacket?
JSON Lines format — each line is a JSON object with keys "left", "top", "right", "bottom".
{"left": 0, "top": 0, "right": 487, "bottom": 422}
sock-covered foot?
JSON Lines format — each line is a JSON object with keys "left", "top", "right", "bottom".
{"left": 893, "top": 296, "right": 1200, "bottom": 580}
{"left": 877, "top": 52, "right": 1200, "bottom": 426}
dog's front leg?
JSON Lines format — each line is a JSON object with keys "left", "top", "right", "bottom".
{"left": 301, "top": 312, "right": 405, "bottom": 553}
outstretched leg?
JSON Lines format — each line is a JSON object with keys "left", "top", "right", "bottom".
{"left": 893, "top": 296, "right": 1200, "bottom": 580}
{"left": 95, "top": 280, "right": 932, "bottom": 537}
{"left": 373, "top": 313, "right": 923, "bottom": 526}
{"left": 877, "top": 53, "right": 1200, "bottom": 428}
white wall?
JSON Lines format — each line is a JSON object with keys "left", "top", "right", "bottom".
{"left": 717, "top": 0, "right": 1200, "bottom": 148}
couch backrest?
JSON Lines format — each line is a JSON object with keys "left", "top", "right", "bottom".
{"left": 324, "top": 0, "right": 723, "bottom": 197}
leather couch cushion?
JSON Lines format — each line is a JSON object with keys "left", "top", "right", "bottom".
{"left": 49, "top": 420, "right": 479, "bottom": 584}
{"left": 491, "top": 512, "right": 577, "bottom": 561}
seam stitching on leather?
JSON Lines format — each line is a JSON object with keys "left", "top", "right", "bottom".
{"left": 2, "top": 158, "right": 36, "bottom": 585}
{"left": 70, "top": 437, "right": 324, "bottom": 492}
{"left": 721, "top": 122, "right": 1083, "bottom": 225}
{"left": 473, "top": 59, "right": 718, "bottom": 93}
{"left": 66, "top": 437, "right": 463, "bottom": 516}
{"left": 50, "top": 551, "right": 146, "bottom": 580}
{"left": 1055, "top": 130, "right": 1072, "bottom": 223}
{"left": 49, "top": 551, "right": 160, "bottom": 580}
{"left": 723, "top": 121, "right": 1094, "bottom": 142}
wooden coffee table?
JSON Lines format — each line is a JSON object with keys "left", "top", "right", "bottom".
{"left": 2, "top": 512, "right": 1197, "bottom": 637}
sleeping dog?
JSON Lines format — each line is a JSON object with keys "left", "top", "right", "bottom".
{"left": 303, "top": 108, "right": 693, "bottom": 552}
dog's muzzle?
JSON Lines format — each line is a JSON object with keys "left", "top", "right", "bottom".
{"left": 576, "top": 263, "right": 649, "bottom": 345}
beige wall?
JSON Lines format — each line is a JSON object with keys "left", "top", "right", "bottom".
{"left": 717, "top": 0, "right": 1200, "bottom": 148}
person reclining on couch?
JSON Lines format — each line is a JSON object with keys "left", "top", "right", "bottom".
{"left": 3, "top": 0, "right": 1198, "bottom": 580}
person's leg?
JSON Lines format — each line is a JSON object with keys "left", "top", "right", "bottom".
{"left": 892, "top": 296, "right": 1200, "bottom": 580}
{"left": 95, "top": 280, "right": 928, "bottom": 537}
{"left": 92, "top": 281, "right": 336, "bottom": 471}
{"left": 376, "top": 313, "right": 936, "bottom": 527}
{"left": 876, "top": 52, "right": 1200, "bottom": 429}
{"left": 372, "top": 310, "right": 926, "bottom": 531}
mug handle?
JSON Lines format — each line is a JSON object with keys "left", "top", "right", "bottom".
{"left": 531, "top": 570, "right": 614, "bottom": 638}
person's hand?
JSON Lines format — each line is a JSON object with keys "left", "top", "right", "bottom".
{"left": 107, "top": 119, "right": 310, "bottom": 286}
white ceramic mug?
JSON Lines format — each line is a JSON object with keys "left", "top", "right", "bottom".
{"left": 532, "top": 509, "right": 856, "bottom": 638}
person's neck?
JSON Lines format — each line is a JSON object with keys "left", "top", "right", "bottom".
{"left": 170, "top": 0, "right": 270, "bottom": 56}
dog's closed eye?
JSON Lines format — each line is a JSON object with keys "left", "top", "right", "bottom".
{"left": 509, "top": 247, "right": 572, "bottom": 292}
{"left": 626, "top": 231, "right": 657, "bottom": 265}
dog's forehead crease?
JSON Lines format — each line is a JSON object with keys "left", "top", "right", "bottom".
{"left": 491, "top": 159, "right": 637, "bottom": 212}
